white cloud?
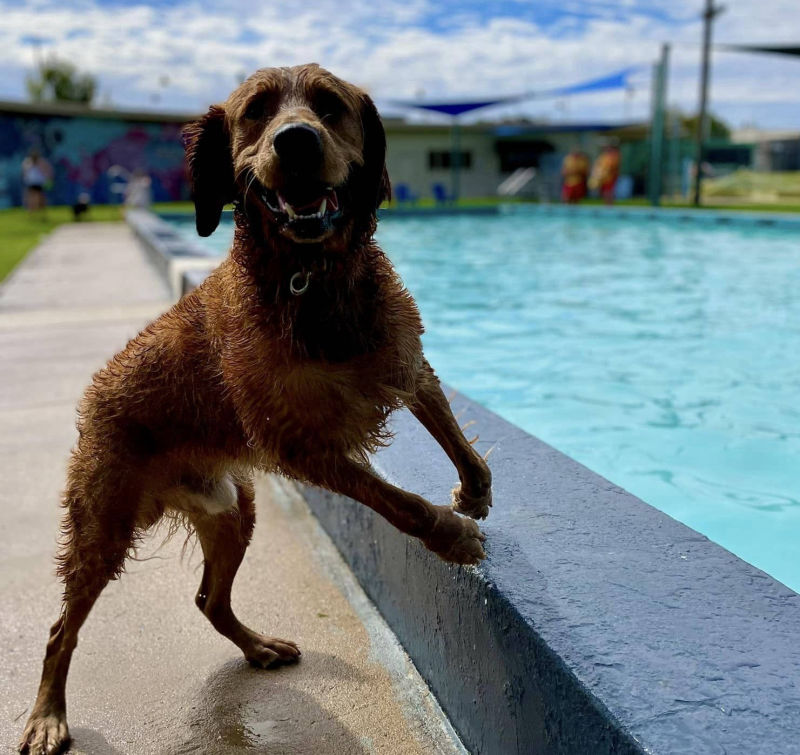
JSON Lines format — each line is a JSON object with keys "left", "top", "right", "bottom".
{"left": 0, "top": 0, "right": 798, "bottom": 128}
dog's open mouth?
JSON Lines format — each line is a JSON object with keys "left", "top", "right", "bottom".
{"left": 259, "top": 184, "right": 342, "bottom": 242}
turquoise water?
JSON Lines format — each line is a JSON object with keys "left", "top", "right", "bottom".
{"left": 167, "top": 209, "right": 800, "bottom": 593}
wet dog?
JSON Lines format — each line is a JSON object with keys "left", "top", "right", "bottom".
{"left": 20, "top": 64, "right": 492, "bottom": 754}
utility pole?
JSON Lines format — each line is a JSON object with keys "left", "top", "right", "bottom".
{"left": 692, "top": 0, "right": 725, "bottom": 206}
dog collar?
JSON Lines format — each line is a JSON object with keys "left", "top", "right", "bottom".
{"left": 289, "top": 257, "right": 333, "bottom": 296}
{"left": 289, "top": 270, "right": 312, "bottom": 296}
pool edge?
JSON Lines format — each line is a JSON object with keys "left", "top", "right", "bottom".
{"left": 301, "top": 395, "right": 800, "bottom": 755}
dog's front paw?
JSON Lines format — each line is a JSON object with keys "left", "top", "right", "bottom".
{"left": 422, "top": 506, "right": 486, "bottom": 565}
{"left": 452, "top": 481, "right": 492, "bottom": 520}
{"left": 19, "top": 710, "right": 69, "bottom": 755}
{"left": 242, "top": 631, "right": 301, "bottom": 669}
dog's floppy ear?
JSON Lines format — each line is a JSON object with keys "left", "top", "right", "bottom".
{"left": 183, "top": 105, "right": 234, "bottom": 237}
{"left": 359, "top": 92, "right": 391, "bottom": 213}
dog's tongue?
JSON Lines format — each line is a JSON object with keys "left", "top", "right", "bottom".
{"left": 293, "top": 196, "right": 325, "bottom": 213}
{"left": 280, "top": 188, "right": 338, "bottom": 215}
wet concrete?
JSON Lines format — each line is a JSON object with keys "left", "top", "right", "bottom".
{"left": 0, "top": 223, "right": 464, "bottom": 755}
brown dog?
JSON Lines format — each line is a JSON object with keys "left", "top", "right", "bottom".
{"left": 19, "top": 63, "right": 492, "bottom": 754}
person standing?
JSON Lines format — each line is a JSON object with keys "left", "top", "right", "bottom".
{"left": 561, "top": 149, "right": 590, "bottom": 204}
{"left": 21, "top": 149, "right": 52, "bottom": 215}
{"left": 124, "top": 169, "right": 153, "bottom": 209}
{"left": 589, "top": 141, "right": 621, "bottom": 205}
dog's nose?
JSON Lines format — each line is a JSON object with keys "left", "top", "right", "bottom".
{"left": 273, "top": 123, "right": 323, "bottom": 173}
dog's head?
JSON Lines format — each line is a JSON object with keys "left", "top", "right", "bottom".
{"left": 183, "top": 64, "right": 390, "bottom": 246}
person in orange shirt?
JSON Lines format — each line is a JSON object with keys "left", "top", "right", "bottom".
{"left": 561, "top": 148, "right": 590, "bottom": 203}
{"left": 589, "top": 140, "right": 621, "bottom": 204}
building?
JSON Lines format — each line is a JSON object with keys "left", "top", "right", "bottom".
{"left": 0, "top": 100, "right": 188, "bottom": 208}
{"left": 731, "top": 128, "right": 800, "bottom": 172}
{"left": 385, "top": 119, "right": 645, "bottom": 200}
{"left": 0, "top": 98, "right": 645, "bottom": 207}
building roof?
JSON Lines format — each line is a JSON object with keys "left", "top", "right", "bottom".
{"left": 732, "top": 127, "right": 800, "bottom": 144}
{"left": 0, "top": 97, "right": 644, "bottom": 138}
{"left": 0, "top": 98, "right": 197, "bottom": 123}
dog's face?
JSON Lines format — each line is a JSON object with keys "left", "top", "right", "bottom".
{"left": 184, "top": 64, "right": 390, "bottom": 245}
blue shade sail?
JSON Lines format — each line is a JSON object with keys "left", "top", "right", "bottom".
{"left": 389, "top": 66, "right": 642, "bottom": 117}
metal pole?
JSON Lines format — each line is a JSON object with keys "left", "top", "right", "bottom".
{"left": 451, "top": 119, "right": 461, "bottom": 202}
{"left": 692, "top": 0, "right": 724, "bottom": 206}
{"left": 649, "top": 43, "right": 670, "bottom": 206}
{"left": 668, "top": 109, "right": 680, "bottom": 198}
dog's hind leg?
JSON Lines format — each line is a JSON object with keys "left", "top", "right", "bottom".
{"left": 189, "top": 476, "right": 300, "bottom": 668}
{"left": 19, "top": 471, "right": 142, "bottom": 755}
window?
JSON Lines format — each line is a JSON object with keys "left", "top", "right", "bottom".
{"left": 495, "top": 140, "right": 555, "bottom": 172}
{"left": 428, "top": 151, "right": 473, "bottom": 169}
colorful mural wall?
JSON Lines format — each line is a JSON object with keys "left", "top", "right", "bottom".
{"left": 0, "top": 105, "right": 191, "bottom": 207}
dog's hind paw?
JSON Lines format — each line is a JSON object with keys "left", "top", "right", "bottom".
{"left": 19, "top": 712, "right": 70, "bottom": 755}
{"left": 451, "top": 483, "right": 492, "bottom": 520}
{"left": 242, "top": 633, "right": 302, "bottom": 669}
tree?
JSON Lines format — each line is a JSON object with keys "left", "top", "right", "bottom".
{"left": 26, "top": 57, "right": 96, "bottom": 106}
{"left": 668, "top": 109, "right": 731, "bottom": 141}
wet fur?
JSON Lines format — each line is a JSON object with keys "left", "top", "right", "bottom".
{"left": 20, "top": 64, "right": 492, "bottom": 755}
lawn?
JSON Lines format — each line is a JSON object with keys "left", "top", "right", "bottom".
{"left": 0, "top": 204, "right": 123, "bottom": 282}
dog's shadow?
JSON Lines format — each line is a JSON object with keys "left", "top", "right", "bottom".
{"left": 169, "top": 650, "right": 371, "bottom": 755}
{"left": 67, "top": 728, "right": 127, "bottom": 755}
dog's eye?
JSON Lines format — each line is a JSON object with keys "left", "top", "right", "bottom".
{"left": 313, "top": 90, "right": 345, "bottom": 121}
{"left": 244, "top": 97, "right": 267, "bottom": 121}
{"left": 245, "top": 91, "right": 279, "bottom": 121}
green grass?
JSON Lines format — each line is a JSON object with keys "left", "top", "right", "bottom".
{"left": 0, "top": 204, "right": 123, "bottom": 282}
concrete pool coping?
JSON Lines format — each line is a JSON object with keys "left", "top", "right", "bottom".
{"left": 512, "top": 202, "right": 800, "bottom": 229}
{"left": 128, "top": 207, "right": 800, "bottom": 754}
{"left": 303, "top": 398, "right": 800, "bottom": 755}
{"left": 126, "top": 208, "right": 220, "bottom": 297}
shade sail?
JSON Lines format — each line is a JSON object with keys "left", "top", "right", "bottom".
{"left": 540, "top": 67, "right": 640, "bottom": 97}
{"left": 398, "top": 98, "right": 518, "bottom": 117}
{"left": 390, "top": 66, "right": 642, "bottom": 117}
{"left": 716, "top": 44, "right": 800, "bottom": 57}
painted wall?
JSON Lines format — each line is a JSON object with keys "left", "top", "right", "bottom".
{"left": 0, "top": 109, "right": 189, "bottom": 208}
{"left": 386, "top": 131, "right": 504, "bottom": 199}
{"left": 0, "top": 105, "right": 644, "bottom": 207}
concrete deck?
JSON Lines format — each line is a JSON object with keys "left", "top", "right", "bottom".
{"left": 0, "top": 224, "right": 463, "bottom": 755}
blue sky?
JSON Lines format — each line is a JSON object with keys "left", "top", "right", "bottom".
{"left": 2, "top": 0, "right": 799, "bottom": 130}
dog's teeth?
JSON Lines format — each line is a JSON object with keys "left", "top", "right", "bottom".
{"left": 319, "top": 198, "right": 327, "bottom": 215}
{"left": 285, "top": 203, "right": 297, "bottom": 219}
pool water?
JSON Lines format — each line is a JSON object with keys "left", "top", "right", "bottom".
{"left": 168, "top": 209, "right": 800, "bottom": 593}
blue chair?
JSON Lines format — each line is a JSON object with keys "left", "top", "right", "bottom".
{"left": 394, "top": 183, "right": 419, "bottom": 204}
{"left": 432, "top": 182, "right": 456, "bottom": 205}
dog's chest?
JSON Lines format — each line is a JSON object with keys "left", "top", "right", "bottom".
{"left": 238, "top": 342, "right": 418, "bottom": 462}
{"left": 274, "top": 354, "right": 408, "bottom": 428}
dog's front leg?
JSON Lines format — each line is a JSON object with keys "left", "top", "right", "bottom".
{"left": 409, "top": 359, "right": 493, "bottom": 520}
{"left": 297, "top": 458, "right": 486, "bottom": 565}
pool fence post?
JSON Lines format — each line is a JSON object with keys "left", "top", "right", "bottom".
{"left": 450, "top": 117, "right": 461, "bottom": 202}
{"left": 648, "top": 43, "right": 670, "bottom": 206}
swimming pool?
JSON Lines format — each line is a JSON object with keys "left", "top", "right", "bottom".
{"left": 166, "top": 207, "right": 800, "bottom": 593}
